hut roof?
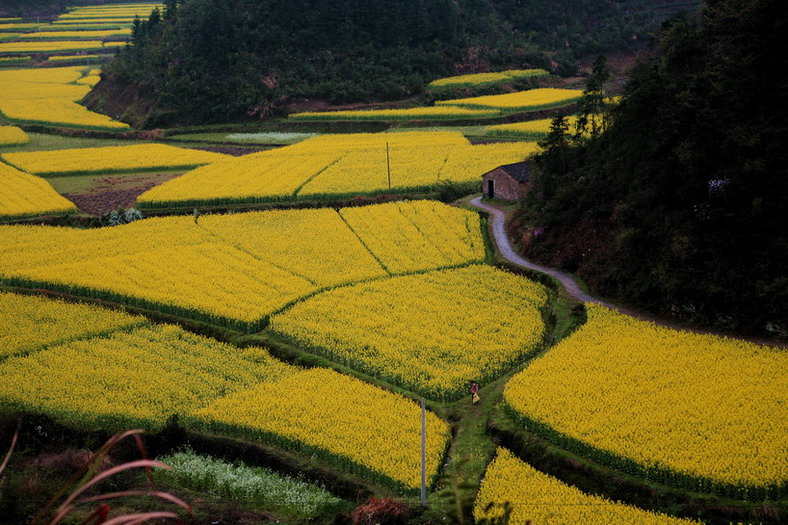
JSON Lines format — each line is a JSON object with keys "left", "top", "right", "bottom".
{"left": 484, "top": 162, "right": 530, "bottom": 183}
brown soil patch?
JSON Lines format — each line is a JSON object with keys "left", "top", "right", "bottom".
{"left": 287, "top": 98, "right": 409, "bottom": 113}
{"left": 63, "top": 172, "right": 183, "bottom": 216}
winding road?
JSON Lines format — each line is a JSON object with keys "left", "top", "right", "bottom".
{"left": 470, "top": 196, "right": 611, "bottom": 306}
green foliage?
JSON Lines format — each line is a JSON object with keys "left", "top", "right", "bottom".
{"left": 522, "top": 0, "right": 788, "bottom": 333}
{"left": 157, "top": 450, "right": 347, "bottom": 518}
{"left": 101, "top": 0, "right": 693, "bottom": 126}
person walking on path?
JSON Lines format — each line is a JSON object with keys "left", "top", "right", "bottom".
{"left": 470, "top": 380, "right": 480, "bottom": 404}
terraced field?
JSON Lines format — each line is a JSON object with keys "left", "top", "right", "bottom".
{"left": 0, "top": 2, "right": 782, "bottom": 523}
{"left": 0, "top": 201, "right": 486, "bottom": 331}
{"left": 137, "top": 132, "right": 539, "bottom": 207}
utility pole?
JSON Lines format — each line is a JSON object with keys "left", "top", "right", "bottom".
{"left": 386, "top": 141, "right": 392, "bottom": 190}
{"left": 420, "top": 398, "right": 427, "bottom": 506}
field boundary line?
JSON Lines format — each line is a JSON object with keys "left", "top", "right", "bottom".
{"left": 193, "top": 222, "right": 319, "bottom": 287}
{"left": 335, "top": 209, "right": 391, "bottom": 275}
{"left": 290, "top": 153, "right": 345, "bottom": 197}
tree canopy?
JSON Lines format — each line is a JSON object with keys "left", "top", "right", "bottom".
{"left": 100, "top": 0, "right": 695, "bottom": 125}
{"left": 521, "top": 0, "right": 787, "bottom": 334}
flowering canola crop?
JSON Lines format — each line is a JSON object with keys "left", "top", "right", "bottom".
{"left": 271, "top": 265, "right": 547, "bottom": 399}
{"left": 17, "top": 29, "right": 132, "bottom": 40}
{"left": 139, "top": 131, "right": 540, "bottom": 206}
{"left": 0, "top": 41, "right": 105, "bottom": 54}
{"left": 0, "top": 291, "right": 145, "bottom": 358}
{"left": 0, "top": 125, "right": 29, "bottom": 145}
{"left": 192, "top": 368, "right": 451, "bottom": 491}
{"left": 475, "top": 448, "right": 697, "bottom": 524}
{"left": 429, "top": 69, "right": 549, "bottom": 88}
{"left": 439, "top": 142, "right": 541, "bottom": 183}
{"left": 0, "top": 202, "right": 483, "bottom": 329}
{"left": 504, "top": 305, "right": 788, "bottom": 497}
{"left": 137, "top": 151, "right": 340, "bottom": 205}
{"left": 75, "top": 74, "right": 100, "bottom": 87}
{"left": 0, "top": 162, "right": 77, "bottom": 220}
{"left": 48, "top": 54, "right": 105, "bottom": 62}
{"left": 289, "top": 106, "right": 501, "bottom": 121}
{"left": 486, "top": 117, "right": 580, "bottom": 139}
{"left": 0, "top": 324, "right": 297, "bottom": 431}
{"left": 437, "top": 88, "right": 583, "bottom": 112}
{"left": 3, "top": 144, "right": 228, "bottom": 176}
{"left": 338, "top": 200, "right": 484, "bottom": 273}
{"left": 198, "top": 208, "right": 387, "bottom": 287}
{"left": 486, "top": 115, "right": 602, "bottom": 139}
{"left": 0, "top": 290, "right": 452, "bottom": 492}
{"left": 0, "top": 66, "right": 129, "bottom": 130}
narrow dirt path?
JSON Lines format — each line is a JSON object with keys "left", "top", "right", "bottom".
{"left": 470, "top": 196, "right": 788, "bottom": 347}
{"left": 470, "top": 196, "right": 610, "bottom": 306}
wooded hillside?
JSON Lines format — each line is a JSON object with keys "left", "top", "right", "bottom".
{"left": 95, "top": 0, "right": 699, "bottom": 126}
{"left": 519, "top": 0, "right": 787, "bottom": 334}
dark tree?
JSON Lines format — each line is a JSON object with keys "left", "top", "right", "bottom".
{"left": 97, "top": 0, "right": 695, "bottom": 126}
{"left": 521, "top": 0, "right": 788, "bottom": 334}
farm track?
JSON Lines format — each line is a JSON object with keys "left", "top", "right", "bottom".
{"left": 470, "top": 195, "right": 788, "bottom": 348}
{"left": 470, "top": 196, "right": 603, "bottom": 305}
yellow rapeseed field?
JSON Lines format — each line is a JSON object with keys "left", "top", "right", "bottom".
{"left": 439, "top": 142, "right": 541, "bottom": 183}
{"left": 296, "top": 143, "right": 454, "bottom": 197}
{"left": 0, "top": 23, "right": 43, "bottom": 31}
{"left": 138, "top": 151, "right": 340, "bottom": 205}
{"left": 17, "top": 29, "right": 132, "bottom": 39}
{"left": 0, "top": 66, "right": 129, "bottom": 130}
{"left": 138, "top": 131, "right": 529, "bottom": 206}
{"left": 0, "top": 162, "right": 77, "bottom": 220}
{"left": 3, "top": 144, "right": 228, "bottom": 175}
{"left": 475, "top": 448, "right": 697, "bottom": 524}
{"left": 436, "top": 88, "right": 583, "bottom": 112}
{"left": 192, "top": 368, "right": 451, "bottom": 491}
{"left": 429, "top": 69, "right": 549, "bottom": 88}
{"left": 485, "top": 116, "right": 582, "bottom": 139}
{"left": 53, "top": 18, "right": 139, "bottom": 25}
{"left": 338, "top": 200, "right": 484, "bottom": 273}
{"left": 48, "top": 54, "right": 105, "bottom": 62}
{"left": 15, "top": 243, "right": 317, "bottom": 329}
{"left": 0, "top": 324, "right": 298, "bottom": 430}
{"left": 76, "top": 74, "right": 101, "bottom": 87}
{"left": 0, "top": 125, "right": 29, "bottom": 145}
{"left": 271, "top": 265, "right": 547, "bottom": 399}
{"left": 0, "top": 291, "right": 145, "bottom": 358}
{"left": 289, "top": 106, "right": 501, "bottom": 121}
{"left": 2, "top": 82, "right": 89, "bottom": 101}
{"left": 198, "top": 208, "right": 388, "bottom": 287}
{"left": 60, "top": 5, "right": 163, "bottom": 19}
{"left": 0, "top": 99, "right": 130, "bottom": 130}
{"left": 0, "top": 40, "right": 105, "bottom": 54}
{"left": 504, "top": 305, "right": 788, "bottom": 495}
{"left": 0, "top": 202, "right": 483, "bottom": 329}
{"left": 0, "top": 56, "right": 30, "bottom": 64}
{"left": 0, "top": 290, "right": 452, "bottom": 492}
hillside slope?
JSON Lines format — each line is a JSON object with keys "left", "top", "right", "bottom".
{"left": 91, "top": 0, "right": 699, "bottom": 127}
{"left": 517, "top": 0, "right": 787, "bottom": 334}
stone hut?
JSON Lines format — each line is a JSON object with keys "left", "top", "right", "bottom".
{"left": 481, "top": 162, "right": 531, "bottom": 201}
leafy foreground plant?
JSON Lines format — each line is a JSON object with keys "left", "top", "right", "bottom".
{"left": 0, "top": 426, "right": 193, "bottom": 525}
{"left": 157, "top": 450, "right": 346, "bottom": 518}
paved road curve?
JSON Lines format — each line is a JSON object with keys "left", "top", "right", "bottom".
{"left": 470, "top": 196, "right": 611, "bottom": 306}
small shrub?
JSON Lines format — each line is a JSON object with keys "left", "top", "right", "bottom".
{"left": 350, "top": 497, "right": 410, "bottom": 525}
